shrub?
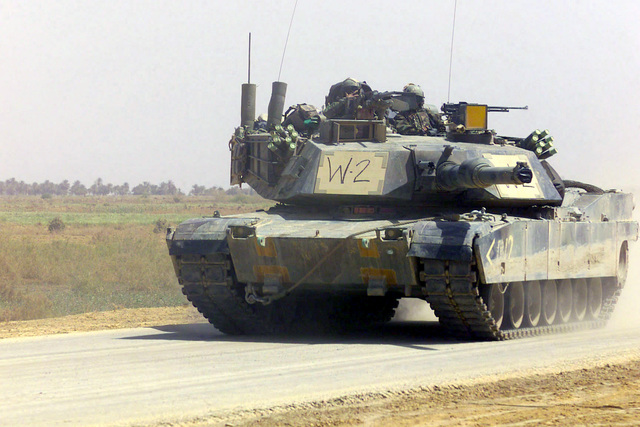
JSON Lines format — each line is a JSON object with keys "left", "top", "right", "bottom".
{"left": 48, "top": 217, "right": 66, "bottom": 233}
{"left": 153, "top": 219, "right": 169, "bottom": 234}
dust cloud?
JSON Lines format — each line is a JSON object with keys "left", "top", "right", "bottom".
{"left": 612, "top": 257, "right": 640, "bottom": 329}
{"left": 393, "top": 298, "right": 438, "bottom": 322}
{"left": 609, "top": 187, "right": 640, "bottom": 330}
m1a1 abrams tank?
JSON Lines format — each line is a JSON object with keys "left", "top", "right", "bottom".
{"left": 166, "top": 80, "right": 638, "bottom": 340}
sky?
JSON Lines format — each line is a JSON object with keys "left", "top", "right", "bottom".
{"left": 1, "top": 0, "right": 639, "bottom": 192}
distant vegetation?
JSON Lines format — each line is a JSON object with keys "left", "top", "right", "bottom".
{"left": 0, "top": 193, "right": 271, "bottom": 322}
{"left": 0, "top": 178, "right": 257, "bottom": 197}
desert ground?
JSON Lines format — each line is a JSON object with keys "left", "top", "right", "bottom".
{"left": 2, "top": 303, "right": 640, "bottom": 426}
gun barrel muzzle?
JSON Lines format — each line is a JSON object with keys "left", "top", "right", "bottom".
{"left": 437, "top": 159, "right": 533, "bottom": 190}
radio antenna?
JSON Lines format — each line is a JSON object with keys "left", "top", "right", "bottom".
{"left": 247, "top": 32, "right": 252, "bottom": 84}
{"left": 447, "top": 0, "right": 458, "bottom": 102}
{"left": 277, "top": 0, "right": 299, "bottom": 81}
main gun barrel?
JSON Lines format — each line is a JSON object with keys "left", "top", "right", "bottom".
{"left": 437, "top": 158, "right": 533, "bottom": 191}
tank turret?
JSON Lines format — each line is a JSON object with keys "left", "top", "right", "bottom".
{"left": 229, "top": 83, "right": 562, "bottom": 207}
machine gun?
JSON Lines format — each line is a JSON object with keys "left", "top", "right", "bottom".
{"left": 370, "top": 91, "right": 422, "bottom": 113}
{"left": 325, "top": 90, "right": 427, "bottom": 121}
{"left": 442, "top": 102, "right": 528, "bottom": 131}
{"left": 350, "top": 91, "right": 424, "bottom": 122}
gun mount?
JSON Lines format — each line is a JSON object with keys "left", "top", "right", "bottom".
{"left": 442, "top": 102, "right": 529, "bottom": 131}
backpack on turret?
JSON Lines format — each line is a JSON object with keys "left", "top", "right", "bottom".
{"left": 282, "top": 104, "right": 321, "bottom": 135}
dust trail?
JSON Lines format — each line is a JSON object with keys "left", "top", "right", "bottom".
{"left": 393, "top": 298, "right": 438, "bottom": 321}
{"left": 609, "top": 186, "right": 640, "bottom": 329}
{"left": 611, "top": 258, "right": 640, "bottom": 329}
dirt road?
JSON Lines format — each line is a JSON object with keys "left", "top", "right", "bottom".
{"left": 1, "top": 310, "right": 639, "bottom": 426}
{"left": 233, "top": 358, "right": 640, "bottom": 427}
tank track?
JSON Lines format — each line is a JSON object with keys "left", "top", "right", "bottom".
{"left": 420, "top": 258, "right": 621, "bottom": 340}
{"left": 175, "top": 252, "right": 399, "bottom": 335}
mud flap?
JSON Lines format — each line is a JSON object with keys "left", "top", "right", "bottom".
{"left": 168, "top": 217, "right": 259, "bottom": 256}
{"left": 407, "top": 221, "right": 491, "bottom": 261}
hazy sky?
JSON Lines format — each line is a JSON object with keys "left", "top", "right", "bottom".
{"left": 1, "top": 0, "right": 639, "bottom": 192}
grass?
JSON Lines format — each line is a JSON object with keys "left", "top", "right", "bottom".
{"left": 0, "top": 194, "right": 272, "bottom": 322}
{"left": 0, "top": 194, "right": 270, "bottom": 225}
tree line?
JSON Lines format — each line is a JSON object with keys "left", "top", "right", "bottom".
{"left": 0, "top": 178, "right": 255, "bottom": 197}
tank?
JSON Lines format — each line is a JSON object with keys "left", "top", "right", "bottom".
{"left": 166, "top": 80, "right": 638, "bottom": 340}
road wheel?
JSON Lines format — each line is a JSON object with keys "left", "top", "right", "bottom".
{"left": 557, "top": 279, "right": 573, "bottom": 324}
{"left": 541, "top": 280, "right": 557, "bottom": 325}
{"left": 484, "top": 283, "right": 505, "bottom": 329}
{"left": 572, "top": 278, "right": 588, "bottom": 321}
{"left": 587, "top": 278, "right": 603, "bottom": 319}
{"left": 506, "top": 282, "right": 525, "bottom": 329}
{"left": 524, "top": 281, "right": 541, "bottom": 327}
{"left": 618, "top": 242, "right": 629, "bottom": 287}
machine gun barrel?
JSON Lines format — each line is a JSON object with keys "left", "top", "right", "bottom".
{"left": 486, "top": 105, "right": 529, "bottom": 113}
{"left": 437, "top": 158, "right": 533, "bottom": 191}
{"left": 371, "top": 91, "right": 420, "bottom": 112}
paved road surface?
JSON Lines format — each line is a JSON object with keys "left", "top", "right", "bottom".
{"left": 1, "top": 318, "right": 639, "bottom": 426}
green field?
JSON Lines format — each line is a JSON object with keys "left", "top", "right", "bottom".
{"left": 0, "top": 194, "right": 271, "bottom": 321}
